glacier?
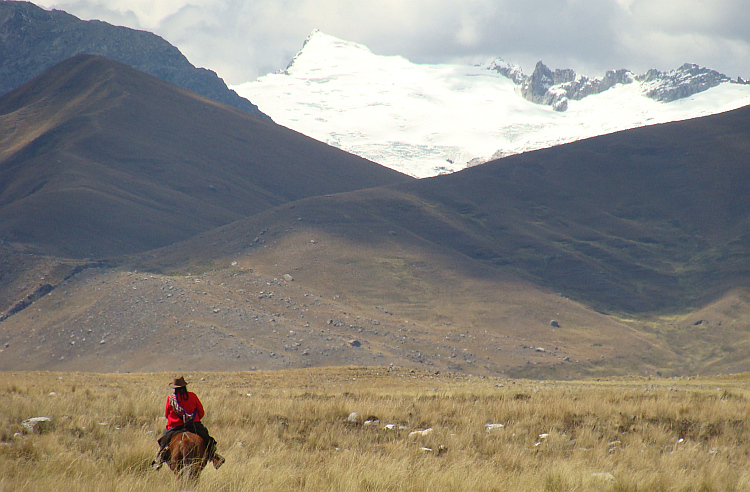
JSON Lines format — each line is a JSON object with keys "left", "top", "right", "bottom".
{"left": 234, "top": 30, "right": 750, "bottom": 178}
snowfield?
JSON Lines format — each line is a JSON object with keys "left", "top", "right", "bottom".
{"left": 234, "top": 31, "right": 750, "bottom": 178}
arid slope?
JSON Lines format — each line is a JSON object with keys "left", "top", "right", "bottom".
{"left": 1, "top": 57, "right": 750, "bottom": 378}
{"left": 0, "top": 54, "right": 409, "bottom": 258}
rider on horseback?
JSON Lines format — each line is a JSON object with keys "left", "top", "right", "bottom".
{"left": 151, "top": 376, "right": 225, "bottom": 470}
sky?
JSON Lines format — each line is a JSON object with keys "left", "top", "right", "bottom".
{"left": 34, "top": 0, "right": 750, "bottom": 86}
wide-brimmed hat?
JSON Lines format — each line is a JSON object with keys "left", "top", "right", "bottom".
{"left": 169, "top": 376, "right": 188, "bottom": 389}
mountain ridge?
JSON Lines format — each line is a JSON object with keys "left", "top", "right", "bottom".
{"left": 0, "top": 0, "right": 267, "bottom": 117}
{"left": 489, "top": 60, "right": 744, "bottom": 111}
{"left": 0, "top": 54, "right": 410, "bottom": 258}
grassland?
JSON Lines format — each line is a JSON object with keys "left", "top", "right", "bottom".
{"left": 2, "top": 367, "right": 750, "bottom": 491}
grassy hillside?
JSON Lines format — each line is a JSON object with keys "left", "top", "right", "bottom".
{"left": 2, "top": 55, "right": 750, "bottom": 379}
{"left": 0, "top": 205, "right": 670, "bottom": 377}
{"left": 0, "top": 55, "right": 409, "bottom": 258}
{"left": 5, "top": 189, "right": 750, "bottom": 377}
{"left": 392, "top": 105, "right": 750, "bottom": 313}
{"left": 2, "top": 369, "right": 750, "bottom": 491}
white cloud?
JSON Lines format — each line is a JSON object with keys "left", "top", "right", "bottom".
{"left": 34, "top": 0, "right": 750, "bottom": 84}
{"left": 610, "top": 0, "right": 750, "bottom": 76}
{"left": 36, "top": 0, "right": 179, "bottom": 29}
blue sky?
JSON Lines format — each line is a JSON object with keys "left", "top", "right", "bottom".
{"left": 35, "top": 0, "right": 750, "bottom": 85}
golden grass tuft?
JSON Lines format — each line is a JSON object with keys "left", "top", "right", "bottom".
{"left": 2, "top": 368, "right": 750, "bottom": 491}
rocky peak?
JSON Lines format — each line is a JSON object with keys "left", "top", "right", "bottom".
{"left": 519, "top": 62, "right": 606, "bottom": 112}
{"left": 635, "top": 63, "right": 731, "bottom": 102}
{"left": 482, "top": 58, "right": 525, "bottom": 85}
{"left": 490, "top": 60, "right": 632, "bottom": 112}
{"left": 520, "top": 62, "right": 554, "bottom": 103}
{"left": 487, "top": 56, "right": 735, "bottom": 111}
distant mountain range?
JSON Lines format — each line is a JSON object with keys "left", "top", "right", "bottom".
{"left": 236, "top": 31, "right": 750, "bottom": 177}
{"left": 2, "top": 51, "right": 750, "bottom": 377}
{"left": 2, "top": 9, "right": 750, "bottom": 378}
{"left": 0, "top": 0, "right": 267, "bottom": 118}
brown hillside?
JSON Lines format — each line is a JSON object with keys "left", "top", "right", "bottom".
{"left": 142, "top": 98, "right": 750, "bottom": 316}
{"left": 2, "top": 60, "right": 750, "bottom": 378}
{"left": 390, "top": 105, "right": 750, "bottom": 313}
{"left": 7, "top": 181, "right": 747, "bottom": 377}
{"left": 0, "top": 206, "right": 668, "bottom": 378}
{"left": 66, "top": 105, "right": 749, "bottom": 377}
{"left": 0, "top": 54, "right": 410, "bottom": 258}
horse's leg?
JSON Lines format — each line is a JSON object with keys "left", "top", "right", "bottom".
{"left": 182, "top": 464, "right": 195, "bottom": 488}
{"left": 168, "top": 434, "right": 186, "bottom": 476}
{"left": 187, "top": 461, "right": 201, "bottom": 486}
{"left": 187, "top": 446, "right": 208, "bottom": 484}
{"left": 181, "top": 457, "right": 206, "bottom": 488}
{"left": 171, "top": 433, "right": 207, "bottom": 486}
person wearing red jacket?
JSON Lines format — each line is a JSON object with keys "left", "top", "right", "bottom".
{"left": 151, "top": 376, "right": 224, "bottom": 470}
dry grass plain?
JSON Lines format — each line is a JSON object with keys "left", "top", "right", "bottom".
{"left": 2, "top": 367, "right": 750, "bottom": 491}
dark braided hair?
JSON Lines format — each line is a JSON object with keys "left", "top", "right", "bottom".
{"left": 175, "top": 386, "right": 189, "bottom": 402}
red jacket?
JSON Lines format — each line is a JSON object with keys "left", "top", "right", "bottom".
{"left": 165, "top": 391, "right": 205, "bottom": 429}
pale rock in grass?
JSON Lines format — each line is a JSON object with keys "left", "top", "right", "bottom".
{"left": 408, "top": 428, "right": 434, "bottom": 439}
{"left": 485, "top": 423, "right": 505, "bottom": 433}
{"left": 419, "top": 444, "right": 448, "bottom": 455}
{"left": 591, "top": 472, "right": 616, "bottom": 482}
{"left": 22, "top": 417, "right": 52, "bottom": 434}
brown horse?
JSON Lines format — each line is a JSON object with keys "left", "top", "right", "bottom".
{"left": 168, "top": 431, "right": 209, "bottom": 486}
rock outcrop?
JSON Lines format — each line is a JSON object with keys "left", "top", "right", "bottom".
{"left": 486, "top": 57, "right": 737, "bottom": 111}
{"left": 635, "top": 63, "right": 730, "bottom": 102}
{"left": 483, "top": 58, "right": 526, "bottom": 85}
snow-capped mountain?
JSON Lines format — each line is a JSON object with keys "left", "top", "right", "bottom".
{"left": 234, "top": 30, "right": 750, "bottom": 178}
